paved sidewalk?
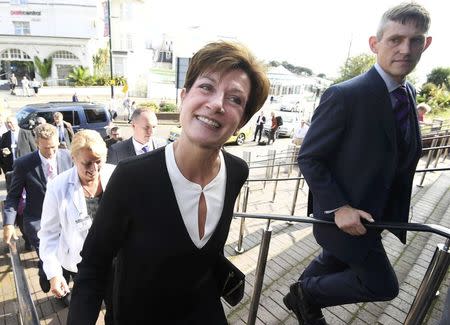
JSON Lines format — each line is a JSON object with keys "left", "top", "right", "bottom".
{"left": 0, "top": 147, "right": 449, "bottom": 324}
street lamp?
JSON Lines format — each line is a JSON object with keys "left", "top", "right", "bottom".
{"left": 107, "top": 0, "right": 114, "bottom": 99}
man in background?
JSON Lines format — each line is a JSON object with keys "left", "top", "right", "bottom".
{"left": 52, "top": 112, "right": 74, "bottom": 149}
{"left": 107, "top": 108, "right": 166, "bottom": 164}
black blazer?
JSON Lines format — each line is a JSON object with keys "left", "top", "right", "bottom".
{"left": 298, "top": 67, "right": 421, "bottom": 263}
{"left": 3, "top": 149, "right": 72, "bottom": 225}
{"left": 17, "top": 128, "right": 37, "bottom": 158}
{"left": 106, "top": 137, "right": 135, "bottom": 164}
{"left": 0, "top": 130, "right": 15, "bottom": 173}
{"left": 68, "top": 147, "right": 248, "bottom": 324}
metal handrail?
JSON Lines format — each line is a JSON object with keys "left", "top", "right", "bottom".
{"left": 422, "top": 145, "right": 450, "bottom": 152}
{"left": 233, "top": 212, "right": 450, "bottom": 325}
{"left": 8, "top": 241, "right": 40, "bottom": 325}
{"left": 233, "top": 213, "right": 450, "bottom": 239}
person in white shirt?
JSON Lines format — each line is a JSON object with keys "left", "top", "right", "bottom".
{"left": 68, "top": 40, "right": 270, "bottom": 324}
{"left": 21, "top": 76, "right": 30, "bottom": 97}
{"left": 38, "top": 130, "right": 115, "bottom": 312}
{"left": 292, "top": 120, "right": 310, "bottom": 146}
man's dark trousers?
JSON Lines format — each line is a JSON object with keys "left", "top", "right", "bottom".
{"left": 300, "top": 237, "right": 398, "bottom": 307}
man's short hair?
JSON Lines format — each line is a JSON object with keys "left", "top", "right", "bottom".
{"left": 377, "top": 3, "right": 431, "bottom": 39}
{"left": 110, "top": 126, "right": 120, "bottom": 133}
{"left": 130, "top": 108, "right": 157, "bottom": 124}
{"left": 53, "top": 112, "right": 63, "bottom": 119}
{"left": 34, "top": 124, "right": 58, "bottom": 141}
{"left": 417, "top": 102, "right": 431, "bottom": 112}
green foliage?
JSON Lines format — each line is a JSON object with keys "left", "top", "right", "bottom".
{"left": 268, "top": 60, "right": 280, "bottom": 67}
{"left": 334, "top": 53, "right": 376, "bottom": 84}
{"left": 159, "top": 102, "right": 177, "bottom": 112}
{"left": 68, "top": 66, "right": 92, "bottom": 86}
{"left": 113, "top": 76, "right": 127, "bottom": 86}
{"left": 426, "top": 67, "right": 450, "bottom": 88}
{"left": 317, "top": 73, "right": 326, "bottom": 78}
{"left": 33, "top": 56, "right": 53, "bottom": 80}
{"left": 417, "top": 83, "right": 450, "bottom": 114}
{"left": 139, "top": 102, "right": 158, "bottom": 111}
{"left": 92, "top": 48, "right": 109, "bottom": 75}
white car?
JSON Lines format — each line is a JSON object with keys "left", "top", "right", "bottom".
{"left": 263, "top": 111, "right": 300, "bottom": 138}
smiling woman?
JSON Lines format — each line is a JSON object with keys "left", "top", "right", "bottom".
{"left": 67, "top": 41, "right": 269, "bottom": 324}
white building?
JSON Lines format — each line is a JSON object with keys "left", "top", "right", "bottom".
{"left": 0, "top": 0, "right": 105, "bottom": 86}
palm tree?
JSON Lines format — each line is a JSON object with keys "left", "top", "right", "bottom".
{"left": 33, "top": 56, "right": 53, "bottom": 84}
{"left": 92, "top": 48, "right": 109, "bottom": 75}
{"left": 68, "top": 66, "right": 91, "bottom": 86}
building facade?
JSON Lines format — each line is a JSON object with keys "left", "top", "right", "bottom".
{"left": 0, "top": 0, "right": 104, "bottom": 86}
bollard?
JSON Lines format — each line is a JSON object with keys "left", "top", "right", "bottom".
{"left": 404, "top": 239, "right": 450, "bottom": 325}
{"left": 271, "top": 164, "right": 281, "bottom": 202}
{"left": 419, "top": 137, "right": 438, "bottom": 186}
{"left": 235, "top": 185, "right": 250, "bottom": 254}
{"left": 247, "top": 220, "right": 272, "bottom": 325}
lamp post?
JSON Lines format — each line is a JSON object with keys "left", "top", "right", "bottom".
{"left": 107, "top": 0, "right": 114, "bottom": 99}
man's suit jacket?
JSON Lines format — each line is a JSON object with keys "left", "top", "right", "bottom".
{"left": 68, "top": 148, "right": 248, "bottom": 324}
{"left": 106, "top": 136, "right": 167, "bottom": 164}
{"left": 53, "top": 122, "right": 74, "bottom": 148}
{"left": 38, "top": 164, "right": 115, "bottom": 279}
{"left": 17, "top": 128, "right": 37, "bottom": 158}
{"left": 0, "top": 130, "right": 16, "bottom": 173}
{"left": 3, "top": 149, "right": 73, "bottom": 225}
{"left": 298, "top": 67, "right": 421, "bottom": 263}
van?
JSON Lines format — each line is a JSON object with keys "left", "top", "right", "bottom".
{"left": 16, "top": 102, "right": 113, "bottom": 137}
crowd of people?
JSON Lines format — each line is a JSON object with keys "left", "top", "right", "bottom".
{"left": 1, "top": 2, "right": 449, "bottom": 324}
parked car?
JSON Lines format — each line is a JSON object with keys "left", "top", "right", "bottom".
{"left": 168, "top": 125, "right": 251, "bottom": 146}
{"left": 16, "top": 102, "right": 113, "bottom": 137}
{"left": 263, "top": 111, "right": 300, "bottom": 138}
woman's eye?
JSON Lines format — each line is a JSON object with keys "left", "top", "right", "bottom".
{"left": 200, "top": 84, "right": 212, "bottom": 91}
{"left": 229, "top": 96, "right": 242, "bottom": 105}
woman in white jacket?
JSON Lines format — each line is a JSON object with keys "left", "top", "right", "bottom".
{"left": 38, "top": 130, "right": 115, "bottom": 307}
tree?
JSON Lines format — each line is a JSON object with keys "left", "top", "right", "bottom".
{"left": 92, "top": 48, "right": 109, "bottom": 75}
{"left": 268, "top": 60, "right": 280, "bottom": 67}
{"left": 334, "top": 53, "right": 376, "bottom": 84}
{"left": 426, "top": 67, "right": 450, "bottom": 88}
{"left": 317, "top": 73, "right": 326, "bottom": 78}
{"left": 33, "top": 56, "right": 53, "bottom": 81}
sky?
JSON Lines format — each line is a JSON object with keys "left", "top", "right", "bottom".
{"left": 145, "top": 0, "right": 449, "bottom": 83}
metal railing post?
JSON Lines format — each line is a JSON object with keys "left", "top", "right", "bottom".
{"left": 287, "top": 144, "right": 298, "bottom": 177}
{"left": 433, "top": 135, "right": 447, "bottom": 168}
{"left": 290, "top": 170, "right": 302, "bottom": 216}
{"left": 236, "top": 152, "right": 252, "bottom": 213}
{"left": 441, "top": 132, "right": 450, "bottom": 163}
{"left": 419, "top": 137, "right": 438, "bottom": 186}
{"left": 235, "top": 185, "right": 250, "bottom": 254}
{"left": 271, "top": 164, "right": 281, "bottom": 202}
{"left": 404, "top": 239, "right": 450, "bottom": 325}
{"left": 247, "top": 220, "right": 272, "bottom": 325}
{"left": 264, "top": 150, "right": 276, "bottom": 189}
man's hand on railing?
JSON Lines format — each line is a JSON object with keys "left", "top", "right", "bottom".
{"left": 50, "top": 275, "right": 70, "bottom": 299}
{"left": 335, "top": 205, "right": 374, "bottom": 236}
{"left": 3, "top": 225, "right": 18, "bottom": 245}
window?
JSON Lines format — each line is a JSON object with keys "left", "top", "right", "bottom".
{"left": 84, "top": 106, "right": 107, "bottom": 123}
{"left": 126, "top": 34, "right": 133, "bottom": 50}
{"left": 0, "top": 48, "right": 31, "bottom": 60}
{"left": 13, "top": 21, "right": 30, "bottom": 35}
{"left": 51, "top": 51, "right": 78, "bottom": 60}
{"left": 10, "top": 0, "right": 28, "bottom": 4}
{"left": 60, "top": 111, "right": 81, "bottom": 126}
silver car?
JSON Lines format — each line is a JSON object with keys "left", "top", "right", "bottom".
{"left": 264, "top": 111, "right": 300, "bottom": 138}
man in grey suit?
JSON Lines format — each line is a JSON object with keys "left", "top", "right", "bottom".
{"left": 3, "top": 124, "right": 72, "bottom": 292}
{"left": 284, "top": 3, "right": 432, "bottom": 324}
{"left": 107, "top": 108, "right": 167, "bottom": 164}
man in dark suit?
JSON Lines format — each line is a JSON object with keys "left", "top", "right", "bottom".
{"left": 252, "top": 110, "right": 266, "bottom": 142}
{"left": 106, "top": 108, "right": 166, "bottom": 164}
{"left": 3, "top": 124, "right": 72, "bottom": 292}
{"left": 283, "top": 3, "right": 432, "bottom": 324}
{"left": 0, "top": 116, "right": 20, "bottom": 173}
